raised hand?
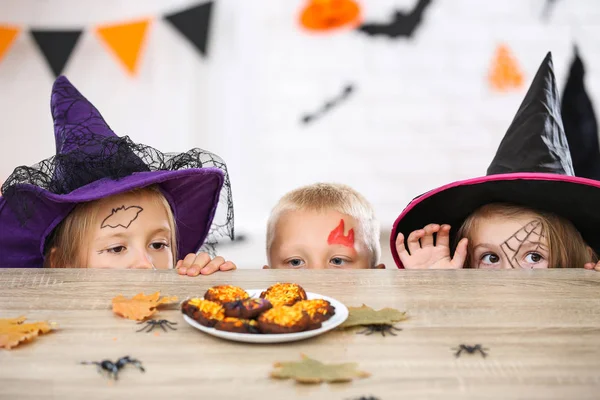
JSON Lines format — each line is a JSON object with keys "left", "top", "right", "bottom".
{"left": 395, "top": 224, "right": 468, "bottom": 269}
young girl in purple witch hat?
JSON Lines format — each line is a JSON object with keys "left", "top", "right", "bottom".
{"left": 0, "top": 76, "right": 235, "bottom": 275}
{"left": 391, "top": 52, "right": 600, "bottom": 272}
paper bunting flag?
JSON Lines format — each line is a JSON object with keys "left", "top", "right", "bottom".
{"left": 299, "top": 0, "right": 361, "bottom": 32}
{"left": 0, "top": 25, "right": 20, "bottom": 64}
{"left": 30, "top": 30, "right": 82, "bottom": 77}
{"left": 96, "top": 18, "right": 151, "bottom": 76}
{"left": 488, "top": 44, "right": 524, "bottom": 92}
{"left": 562, "top": 47, "right": 600, "bottom": 180}
{"left": 165, "top": 1, "right": 213, "bottom": 57}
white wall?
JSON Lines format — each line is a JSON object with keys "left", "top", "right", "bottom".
{"left": 1, "top": 0, "right": 599, "bottom": 268}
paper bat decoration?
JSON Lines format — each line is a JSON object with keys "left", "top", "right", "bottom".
{"left": 357, "top": 0, "right": 432, "bottom": 38}
{"left": 301, "top": 84, "right": 355, "bottom": 125}
{"left": 101, "top": 205, "right": 143, "bottom": 229}
{"left": 541, "top": 0, "right": 559, "bottom": 21}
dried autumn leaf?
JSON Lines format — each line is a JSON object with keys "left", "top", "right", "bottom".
{"left": 112, "top": 292, "right": 178, "bottom": 321}
{"left": 0, "top": 316, "right": 52, "bottom": 349}
{"left": 339, "top": 304, "right": 407, "bottom": 329}
{"left": 271, "top": 354, "right": 369, "bottom": 384}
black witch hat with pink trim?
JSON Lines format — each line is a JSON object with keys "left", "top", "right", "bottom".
{"left": 0, "top": 76, "right": 234, "bottom": 268}
{"left": 391, "top": 52, "right": 600, "bottom": 268}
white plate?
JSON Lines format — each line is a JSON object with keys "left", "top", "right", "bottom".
{"left": 182, "top": 289, "right": 348, "bottom": 344}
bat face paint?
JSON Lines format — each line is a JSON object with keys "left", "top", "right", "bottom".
{"left": 101, "top": 205, "right": 143, "bottom": 229}
{"left": 327, "top": 219, "right": 355, "bottom": 248}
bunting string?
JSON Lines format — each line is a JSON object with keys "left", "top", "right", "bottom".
{"left": 0, "top": 1, "right": 213, "bottom": 78}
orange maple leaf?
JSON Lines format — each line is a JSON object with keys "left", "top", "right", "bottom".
{"left": 112, "top": 292, "right": 178, "bottom": 321}
{"left": 0, "top": 316, "right": 53, "bottom": 350}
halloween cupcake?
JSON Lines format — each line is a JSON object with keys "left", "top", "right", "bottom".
{"left": 257, "top": 305, "right": 310, "bottom": 334}
{"left": 214, "top": 317, "right": 260, "bottom": 334}
{"left": 293, "top": 299, "right": 335, "bottom": 329}
{"left": 204, "top": 285, "right": 249, "bottom": 304}
{"left": 223, "top": 298, "right": 272, "bottom": 319}
{"left": 181, "top": 298, "right": 225, "bottom": 327}
{"left": 260, "top": 283, "right": 307, "bottom": 307}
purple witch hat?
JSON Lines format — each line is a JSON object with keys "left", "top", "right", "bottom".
{"left": 391, "top": 52, "right": 600, "bottom": 268}
{"left": 0, "top": 76, "right": 233, "bottom": 268}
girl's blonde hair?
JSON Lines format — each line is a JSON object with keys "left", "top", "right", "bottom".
{"left": 44, "top": 185, "right": 177, "bottom": 268}
{"left": 266, "top": 182, "right": 381, "bottom": 267}
{"left": 456, "top": 203, "right": 596, "bottom": 269}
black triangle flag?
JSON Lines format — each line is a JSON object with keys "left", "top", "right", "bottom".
{"left": 165, "top": 1, "right": 213, "bottom": 57}
{"left": 562, "top": 46, "right": 600, "bottom": 180}
{"left": 30, "top": 30, "right": 82, "bottom": 77}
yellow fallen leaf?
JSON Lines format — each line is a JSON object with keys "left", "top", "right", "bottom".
{"left": 339, "top": 304, "right": 408, "bottom": 329}
{"left": 0, "top": 316, "right": 52, "bottom": 349}
{"left": 112, "top": 292, "right": 178, "bottom": 321}
{"left": 271, "top": 354, "right": 369, "bottom": 384}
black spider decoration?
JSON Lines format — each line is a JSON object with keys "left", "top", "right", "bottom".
{"left": 136, "top": 319, "right": 177, "bottom": 333}
{"left": 356, "top": 324, "right": 402, "bottom": 337}
{"left": 81, "top": 356, "right": 145, "bottom": 380}
{"left": 453, "top": 344, "right": 488, "bottom": 358}
{"left": 347, "top": 397, "right": 380, "bottom": 400}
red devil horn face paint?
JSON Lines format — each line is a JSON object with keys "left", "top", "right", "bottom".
{"left": 328, "top": 219, "right": 355, "bottom": 248}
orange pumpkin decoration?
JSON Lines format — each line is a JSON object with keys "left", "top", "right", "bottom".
{"left": 488, "top": 44, "right": 524, "bottom": 92}
{"left": 300, "top": 0, "right": 361, "bottom": 32}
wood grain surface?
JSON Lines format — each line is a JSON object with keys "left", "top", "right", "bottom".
{"left": 1, "top": 268, "right": 599, "bottom": 400}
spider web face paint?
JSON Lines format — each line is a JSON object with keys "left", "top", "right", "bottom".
{"left": 101, "top": 205, "right": 143, "bottom": 229}
{"left": 327, "top": 219, "right": 355, "bottom": 248}
{"left": 500, "top": 219, "right": 546, "bottom": 269}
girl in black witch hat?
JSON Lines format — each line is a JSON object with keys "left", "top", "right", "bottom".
{"left": 390, "top": 52, "right": 600, "bottom": 271}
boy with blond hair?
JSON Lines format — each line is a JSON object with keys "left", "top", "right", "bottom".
{"left": 264, "top": 183, "right": 385, "bottom": 269}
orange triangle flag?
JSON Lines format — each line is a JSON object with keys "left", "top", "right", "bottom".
{"left": 96, "top": 18, "right": 151, "bottom": 76}
{"left": 488, "top": 44, "right": 524, "bottom": 91}
{"left": 0, "top": 25, "right": 20, "bottom": 64}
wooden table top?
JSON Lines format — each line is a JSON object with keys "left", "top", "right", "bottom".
{"left": 1, "top": 268, "right": 599, "bottom": 400}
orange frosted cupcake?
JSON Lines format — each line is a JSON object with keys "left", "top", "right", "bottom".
{"left": 293, "top": 299, "right": 335, "bottom": 329}
{"left": 257, "top": 305, "right": 309, "bottom": 334}
{"left": 204, "top": 285, "right": 249, "bottom": 304}
{"left": 181, "top": 298, "right": 225, "bottom": 327}
{"left": 214, "top": 317, "right": 260, "bottom": 334}
{"left": 260, "top": 283, "right": 307, "bottom": 307}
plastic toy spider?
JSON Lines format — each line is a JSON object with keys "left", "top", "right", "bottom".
{"left": 453, "top": 344, "right": 489, "bottom": 358}
{"left": 136, "top": 319, "right": 177, "bottom": 333}
{"left": 356, "top": 324, "right": 402, "bottom": 337}
{"left": 347, "top": 396, "right": 380, "bottom": 400}
{"left": 81, "top": 356, "right": 145, "bottom": 380}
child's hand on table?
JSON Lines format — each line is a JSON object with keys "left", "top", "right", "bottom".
{"left": 176, "top": 252, "right": 236, "bottom": 276}
{"left": 584, "top": 261, "right": 600, "bottom": 271}
{"left": 396, "top": 224, "right": 468, "bottom": 269}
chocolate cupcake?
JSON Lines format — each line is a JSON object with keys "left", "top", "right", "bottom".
{"left": 223, "top": 298, "right": 272, "bottom": 319}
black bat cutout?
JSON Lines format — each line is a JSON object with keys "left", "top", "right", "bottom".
{"left": 357, "top": 0, "right": 433, "bottom": 38}
{"left": 101, "top": 205, "right": 143, "bottom": 229}
{"left": 541, "top": 0, "right": 559, "bottom": 21}
{"left": 301, "top": 84, "right": 355, "bottom": 125}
